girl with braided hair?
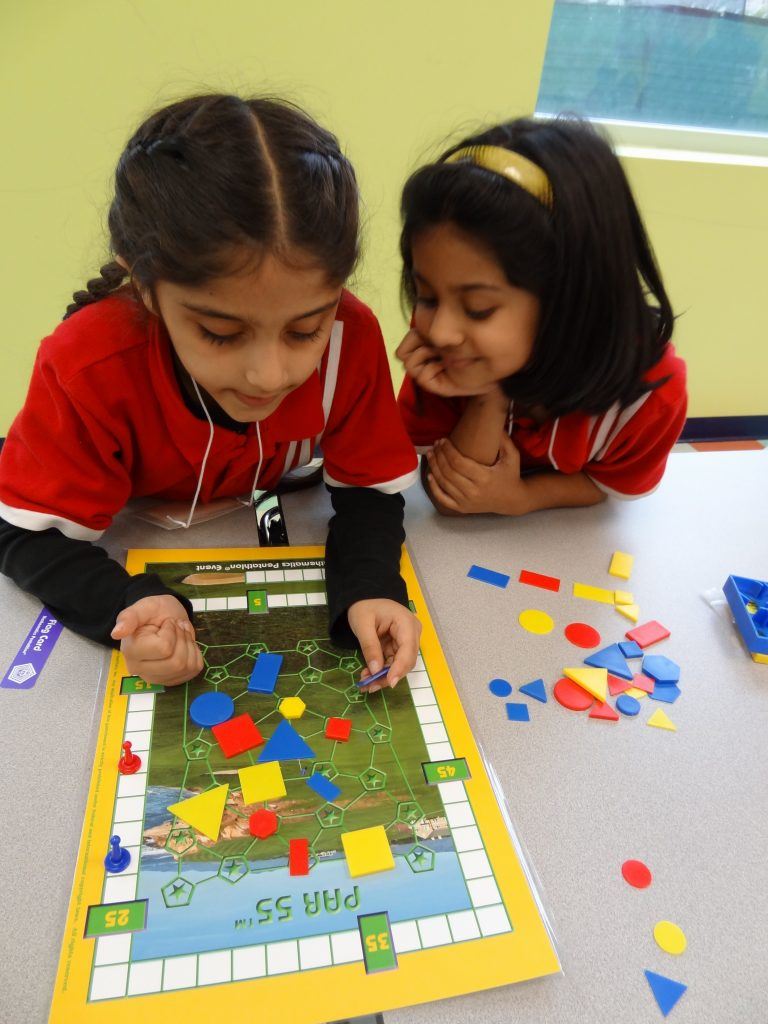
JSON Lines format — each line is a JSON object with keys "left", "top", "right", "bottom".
{"left": 0, "top": 94, "right": 420, "bottom": 689}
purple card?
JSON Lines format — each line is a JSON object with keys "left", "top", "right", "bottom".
{"left": 1, "top": 608, "right": 63, "bottom": 691}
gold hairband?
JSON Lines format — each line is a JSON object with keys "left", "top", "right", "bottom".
{"left": 446, "top": 145, "right": 553, "bottom": 210}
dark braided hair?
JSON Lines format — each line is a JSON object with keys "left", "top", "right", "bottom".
{"left": 64, "top": 93, "right": 360, "bottom": 319}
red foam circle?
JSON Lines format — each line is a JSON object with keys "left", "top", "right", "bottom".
{"left": 553, "top": 678, "right": 595, "bottom": 711}
{"left": 564, "top": 622, "right": 602, "bottom": 648}
{"left": 621, "top": 859, "right": 652, "bottom": 889}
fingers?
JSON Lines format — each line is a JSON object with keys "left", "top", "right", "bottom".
{"left": 395, "top": 328, "right": 430, "bottom": 363}
{"left": 123, "top": 620, "right": 201, "bottom": 686}
{"left": 386, "top": 614, "right": 422, "bottom": 685}
{"left": 111, "top": 605, "right": 140, "bottom": 640}
{"left": 438, "top": 438, "right": 493, "bottom": 480}
{"left": 426, "top": 470, "right": 461, "bottom": 512}
{"left": 426, "top": 451, "right": 470, "bottom": 504}
{"left": 352, "top": 617, "right": 385, "bottom": 678}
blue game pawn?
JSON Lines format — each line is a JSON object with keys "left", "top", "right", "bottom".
{"left": 104, "top": 834, "right": 131, "bottom": 873}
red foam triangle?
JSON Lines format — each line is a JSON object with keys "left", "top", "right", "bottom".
{"left": 589, "top": 700, "right": 620, "bottom": 721}
{"left": 607, "top": 673, "right": 631, "bottom": 696}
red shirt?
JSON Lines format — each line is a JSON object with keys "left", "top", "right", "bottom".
{"left": 0, "top": 290, "right": 418, "bottom": 539}
{"left": 397, "top": 344, "right": 687, "bottom": 499}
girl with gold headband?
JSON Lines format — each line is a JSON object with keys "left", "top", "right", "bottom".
{"left": 396, "top": 117, "right": 687, "bottom": 515}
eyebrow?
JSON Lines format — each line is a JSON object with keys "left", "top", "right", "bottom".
{"left": 180, "top": 297, "right": 341, "bottom": 323}
{"left": 413, "top": 273, "right": 501, "bottom": 294}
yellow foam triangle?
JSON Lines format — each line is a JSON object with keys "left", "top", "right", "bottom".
{"left": 563, "top": 666, "right": 607, "bottom": 702}
{"left": 647, "top": 708, "right": 676, "bottom": 732}
{"left": 168, "top": 784, "right": 229, "bottom": 841}
{"left": 616, "top": 602, "right": 640, "bottom": 623}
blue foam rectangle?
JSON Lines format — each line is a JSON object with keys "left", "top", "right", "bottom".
{"left": 306, "top": 773, "right": 341, "bottom": 803}
{"left": 467, "top": 564, "right": 510, "bottom": 589}
{"left": 248, "top": 652, "right": 283, "bottom": 693}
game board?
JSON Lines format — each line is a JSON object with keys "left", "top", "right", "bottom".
{"left": 49, "top": 546, "right": 559, "bottom": 1023}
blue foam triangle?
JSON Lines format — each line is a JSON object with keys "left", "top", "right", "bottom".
{"left": 584, "top": 644, "right": 633, "bottom": 680}
{"left": 644, "top": 970, "right": 687, "bottom": 1017}
{"left": 258, "top": 721, "right": 315, "bottom": 763}
{"left": 519, "top": 678, "right": 547, "bottom": 703}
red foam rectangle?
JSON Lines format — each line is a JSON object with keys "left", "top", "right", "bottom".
{"left": 289, "top": 837, "right": 310, "bottom": 876}
{"left": 625, "top": 620, "right": 671, "bottom": 649}
{"left": 519, "top": 569, "right": 561, "bottom": 592}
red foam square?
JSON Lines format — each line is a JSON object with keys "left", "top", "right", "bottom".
{"left": 212, "top": 713, "right": 264, "bottom": 758}
{"left": 325, "top": 717, "right": 352, "bottom": 742}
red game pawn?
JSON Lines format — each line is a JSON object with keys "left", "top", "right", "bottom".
{"left": 118, "top": 740, "right": 142, "bottom": 775}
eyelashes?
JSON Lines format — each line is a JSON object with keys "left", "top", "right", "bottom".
{"left": 197, "top": 325, "right": 324, "bottom": 346}
{"left": 414, "top": 298, "right": 497, "bottom": 321}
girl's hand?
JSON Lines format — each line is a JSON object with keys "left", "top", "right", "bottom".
{"left": 426, "top": 433, "right": 532, "bottom": 516}
{"left": 347, "top": 598, "right": 422, "bottom": 692}
{"left": 395, "top": 329, "right": 496, "bottom": 398}
{"left": 111, "top": 595, "right": 204, "bottom": 686}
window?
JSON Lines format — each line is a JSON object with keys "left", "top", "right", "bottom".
{"left": 537, "top": 1, "right": 768, "bottom": 135}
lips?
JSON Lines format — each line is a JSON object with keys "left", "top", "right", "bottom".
{"left": 234, "top": 391, "right": 280, "bottom": 408}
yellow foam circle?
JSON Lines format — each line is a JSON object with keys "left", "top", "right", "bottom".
{"left": 518, "top": 609, "right": 554, "bottom": 635}
{"left": 653, "top": 920, "right": 687, "bottom": 955}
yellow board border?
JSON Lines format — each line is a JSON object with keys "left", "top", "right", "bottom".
{"left": 49, "top": 545, "right": 560, "bottom": 1023}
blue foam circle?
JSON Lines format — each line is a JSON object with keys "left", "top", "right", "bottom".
{"left": 488, "top": 678, "right": 513, "bottom": 698}
{"left": 190, "top": 691, "right": 235, "bottom": 728}
{"left": 616, "top": 694, "right": 641, "bottom": 717}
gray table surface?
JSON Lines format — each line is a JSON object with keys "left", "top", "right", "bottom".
{"left": 1, "top": 450, "right": 766, "bottom": 1024}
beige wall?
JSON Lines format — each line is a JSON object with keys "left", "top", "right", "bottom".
{"left": 1, "top": 1, "right": 764, "bottom": 433}
{"left": 0, "top": 0, "right": 554, "bottom": 434}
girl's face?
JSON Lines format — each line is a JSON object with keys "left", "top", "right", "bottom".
{"left": 152, "top": 248, "right": 342, "bottom": 423}
{"left": 410, "top": 223, "right": 540, "bottom": 392}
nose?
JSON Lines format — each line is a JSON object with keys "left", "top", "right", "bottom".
{"left": 425, "top": 304, "right": 464, "bottom": 350}
{"left": 243, "top": 340, "right": 287, "bottom": 394}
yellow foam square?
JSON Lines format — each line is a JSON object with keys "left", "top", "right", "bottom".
{"left": 609, "top": 551, "right": 634, "bottom": 580}
{"left": 341, "top": 825, "right": 395, "bottom": 878}
{"left": 752, "top": 652, "right": 768, "bottom": 664}
{"left": 573, "top": 582, "right": 614, "bottom": 604}
{"left": 616, "top": 602, "right": 640, "bottom": 623}
{"left": 614, "top": 590, "right": 634, "bottom": 605}
{"left": 239, "top": 763, "right": 286, "bottom": 805}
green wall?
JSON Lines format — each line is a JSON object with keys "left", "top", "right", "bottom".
{"left": 0, "top": 0, "right": 554, "bottom": 435}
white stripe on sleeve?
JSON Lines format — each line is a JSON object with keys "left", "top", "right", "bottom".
{"left": 0, "top": 499, "right": 104, "bottom": 540}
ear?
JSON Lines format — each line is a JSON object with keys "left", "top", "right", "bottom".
{"left": 115, "top": 255, "right": 158, "bottom": 315}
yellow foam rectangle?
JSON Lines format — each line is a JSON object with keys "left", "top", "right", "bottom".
{"left": 573, "top": 582, "right": 615, "bottom": 604}
{"left": 752, "top": 652, "right": 768, "bottom": 664}
{"left": 614, "top": 591, "right": 634, "bottom": 605}
{"left": 609, "top": 551, "right": 634, "bottom": 580}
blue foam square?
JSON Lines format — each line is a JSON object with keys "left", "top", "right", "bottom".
{"left": 505, "top": 702, "right": 530, "bottom": 722}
